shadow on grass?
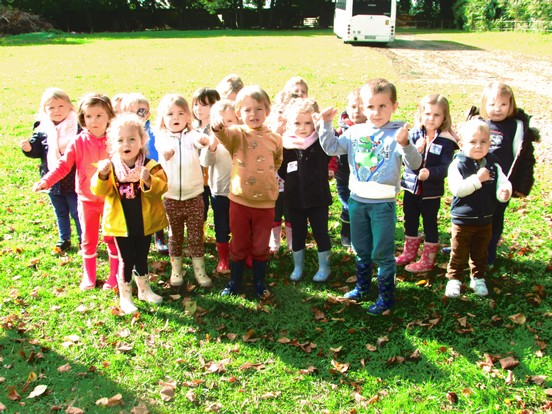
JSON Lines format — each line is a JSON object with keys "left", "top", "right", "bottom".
{"left": 0, "top": 29, "right": 332, "bottom": 47}
{"left": 387, "top": 38, "right": 481, "bottom": 51}
{"left": 0, "top": 329, "right": 158, "bottom": 413}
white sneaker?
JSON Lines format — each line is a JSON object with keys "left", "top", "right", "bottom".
{"left": 445, "top": 279, "right": 462, "bottom": 298}
{"left": 470, "top": 278, "right": 488, "bottom": 296}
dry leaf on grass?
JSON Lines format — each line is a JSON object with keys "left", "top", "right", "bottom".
{"left": 27, "top": 384, "right": 47, "bottom": 398}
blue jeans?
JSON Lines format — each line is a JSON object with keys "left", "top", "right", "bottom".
{"left": 349, "top": 199, "right": 396, "bottom": 280}
{"left": 211, "top": 194, "right": 230, "bottom": 243}
{"left": 49, "top": 192, "right": 82, "bottom": 243}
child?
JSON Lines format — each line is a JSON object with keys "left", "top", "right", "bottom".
{"left": 445, "top": 119, "right": 512, "bottom": 297}
{"left": 200, "top": 99, "right": 238, "bottom": 274}
{"left": 191, "top": 87, "right": 221, "bottom": 224}
{"left": 211, "top": 85, "right": 283, "bottom": 297}
{"left": 21, "top": 87, "right": 82, "bottom": 252}
{"left": 154, "top": 94, "right": 212, "bottom": 288}
{"left": 216, "top": 74, "right": 244, "bottom": 102}
{"left": 121, "top": 92, "right": 169, "bottom": 255}
{"left": 319, "top": 78, "right": 422, "bottom": 315}
{"left": 476, "top": 82, "right": 539, "bottom": 268}
{"left": 283, "top": 76, "right": 309, "bottom": 99}
{"left": 111, "top": 93, "right": 127, "bottom": 116}
{"left": 91, "top": 114, "right": 168, "bottom": 314}
{"left": 397, "top": 94, "right": 458, "bottom": 272}
{"left": 278, "top": 98, "right": 332, "bottom": 282}
{"left": 35, "top": 93, "right": 119, "bottom": 291}
{"left": 334, "top": 87, "right": 367, "bottom": 247}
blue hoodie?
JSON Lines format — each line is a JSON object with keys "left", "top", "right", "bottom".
{"left": 319, "top": 120, "right": 422, "bottom": 203}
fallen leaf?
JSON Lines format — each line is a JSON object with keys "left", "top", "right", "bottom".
{"left": 509, "top": 313, "right": 526, "bottom": 325}
{"left": 57, "top": 364, "right": 71, "bottom": 373}
{"left": 160, "top": 386, "right": 174, "bottom": 402}
{"left": 186, "top": 389, "right": 196, "bottom": 402}
{"left": 130, "top": 404, "right": 150, "bottom": 414}
{"left": 500, "top": 356, "right": 519, "bottom": 370}
{"left": 95, "top": 394, "right": 122, "bottom": 407}
{"left": 7, "top": 388, "right": 21, "bottom": 401}
{"left": 376, "top": 336, "right": 388, "bottom": 347}
{"left": 530, "top": 375, "right": 546, "bottom": 385}
{"left": 65, "top": 407, "right": 84, "bottom": 414}
{"left": 261, "top": 391, "right": 281, "bottom": 399}
{"left": 0, "top": 403, "right": 5, "bottom": 412}
{"left": 447, "top": 391, "right": 458, "bottom": 404}
{"left": 505, "top": 370, "right": 515, "bottom": 385}
{"left": 544, "top": 388, "right": 552, "bottom": 397}
{"left": 366, "top": 344, "right": 377, "bottom": 352}
{"left": 367, "top": 394, "right": 379, "bottom": 404}
{"left": 330, "top": 346, "right": 342, "bottom": 353}
{"left": 27, "top": 384, "right": 47, "bottom": 399}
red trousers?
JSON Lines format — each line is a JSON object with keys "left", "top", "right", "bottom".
{"left": 229, "top": 200, "right": 273, "bottom": 262}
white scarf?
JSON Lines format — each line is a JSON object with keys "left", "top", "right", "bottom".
{"left": 36, "top": 111, "right": 79, "bottom": 171}
{"left": 282, "top": 130, "right": 319, "bottom": 150}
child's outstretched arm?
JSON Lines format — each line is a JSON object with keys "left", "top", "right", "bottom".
{"left": 496, "top": 165, "right": 512, "bottom": 202}
{"left": 318, "top": 107, "right": 347, "bottom": 156}
{"left": 398, "top": 124, "right": 422, "bottom": 171}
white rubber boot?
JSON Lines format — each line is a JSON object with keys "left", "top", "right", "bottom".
{"left": 134, "top": 270, "right": 163, "bottom": 304}
{"left": 170, "top": 256, "right": 184, "bottom": 286}
{"left": 192, "top": 256, "right": 212, "bottom": 288}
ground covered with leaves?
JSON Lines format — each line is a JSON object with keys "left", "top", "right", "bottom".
{"left": 0, "top": 30, "right": 551, "bottom": 414}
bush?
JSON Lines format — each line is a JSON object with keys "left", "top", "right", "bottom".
{"left": 0, "top": 6, "right": 53, "bottom": 35}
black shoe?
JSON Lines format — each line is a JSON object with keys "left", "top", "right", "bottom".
{"left": 56, "top": 240, "right": 71, "bottom": 251}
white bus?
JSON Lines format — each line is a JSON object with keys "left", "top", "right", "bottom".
{"left": 334, "top": 0, "right": 397, "bottom": 44}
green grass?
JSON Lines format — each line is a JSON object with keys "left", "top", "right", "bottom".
{"left": 1, "top": 30, "right": 551, "bottom": 413}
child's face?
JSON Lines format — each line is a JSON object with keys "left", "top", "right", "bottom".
{"left": 193, "top": 101, "right": 211, "bottom": 125}
{"left": 221, "top": 109, "right": 239, "bottom": 127}
{"left": 163, "top": 103, "right": 190, "bottom": 133}
{"left": 238, "top": 96, "right": 268, "bottom": 129}
{"left": 45, "top": 98, "right": 72, "bottom": 125}
{"left": 127, "top": 103, "right": 150, "bottom": 121}
{"left": 420, "top": 103, "right": 444, "bottom": 133}
{"left": 290, "top": 83, "right": 307, "bottom": 98}
{"left": 114, "top": 125, "right": 145, "bottom": 167}
{"left": 346, "top": 96, "right": 367, "bottom": 125}
{"left": 361, "top": 92, "right": 398, "bottom": 128}
{"left": 84, "top": 105, "right": 110, "bottom": 138}
{"left": 460, "top": 129, "right": 491, "bottom": 161}
{"left": 485, "top": 93, "right": 511, "bottom": 122}
{"left": 286, "top": 111, "right": 314, "bottom": 138}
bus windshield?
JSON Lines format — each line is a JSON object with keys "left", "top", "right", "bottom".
{"left": 352, "top": 0, "right": 392, "bottom": 17}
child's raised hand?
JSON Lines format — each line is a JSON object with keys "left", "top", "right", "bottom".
{"left": 477, "top": 167, "right": 491, "bottom": 183}
{"left": 318, "top": 107, "right": 338, "bottom": 123}
{"left": 417, "top": 168, "right": 430, "bottom": 181}
{"left": 395, "top": 124, "right": 410, "bottom": 147}
{"left": 20, "top": 140, "right": 31, "bottom": 152}
{"left": 499, "top": 188, "right": 511, "bottom": 202}
{"left": 196, "top": 134, "right": 210, "bottom": 147}
{"left": 140, "top": 166, "right": 151, "bottom": 187}
{"left": 163, "top": 149, "right": 175, "bottom": 161}
{"left": 211, "top": 119, "right": 224, "bottom": 133}
{"left": 97, "top": 159, "right": 112, "bottom": 179}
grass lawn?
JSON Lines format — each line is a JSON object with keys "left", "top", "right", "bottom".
{"left": 0, "top": 29, "right": 551, "bottom": 413}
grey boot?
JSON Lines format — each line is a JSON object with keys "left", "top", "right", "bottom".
{"left": 312, "top": 250, "right": 331, "bottom": 282}
{"left": 290, "top": 249, "right": 305, "bottom": 281}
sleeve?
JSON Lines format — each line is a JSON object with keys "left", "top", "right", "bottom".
{"left": 41, "top": 139, "right": 77, "bottom": 188}
{"left": 90, "top": 167, "right": 114, "bottom": 197}
{"left": 142, "top": 163, "right": 168, "bottom": 197}
{"left": 319, "top": 121, "right": 348, "bottom": 156}
{"left": 426, "top": 140, "right": 456, "bottom": 182}
{"left": 400, "top": 139, "right": 423, "bottom": 171}
{"left": 509, "top": 139, "right": 536, "bottom": 196}
{"left": 448, "top": 160, "right": 482, "bottom": 198}
{"left": 199, "top": 146, "right": 216, "bottom": 168}
{"left": 23, "top": 132, "right": 46, "bottom": 159}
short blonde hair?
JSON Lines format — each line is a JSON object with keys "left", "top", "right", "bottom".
{"left": 361, "top": 78, "right": 397, "bottom": 104}
{"left": 107, "top": 113, "right": 148, "bottom": 156}
{"left": 284, "top": 76, "right": 309, "bottom": 96}
{"left": 415, "top": 94, "right": 452, "bottom": 131}
{"left": 121, "top": 93, "right": 150, "bottom": 113}
{"left": 234, "top": 85, "right": 271, "bottom": 115}
{"left": 77, "top": 93, "right": 115, "bottom": 128}
{"left": 155, "top": 94, "right": 193, "bottom": 132}
{"left": 458, "top": 119, "right": 490, "bottom": 143}
{"left": 283, "top": 97, "right": 319, "bottom": 122}
{"left": 479, "top": 82, "right": 517, "bottom": 120}
{"left": 216, "top": 74, "right": 244, "bottom": 99}
{"left": 40, "top": 88, "right": 74, "bottom": 115}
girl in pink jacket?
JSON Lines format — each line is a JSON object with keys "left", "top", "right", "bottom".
{"left": 35, "top": 93, "right": 119, "bottom": 291}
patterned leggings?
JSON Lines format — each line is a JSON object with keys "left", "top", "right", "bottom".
{"left": 164, "top": 195, "right": 205, "bottom": 258}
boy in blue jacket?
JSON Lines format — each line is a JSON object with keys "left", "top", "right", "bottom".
{"left": 319, "top": 78, "right": 422, "bottom": 315}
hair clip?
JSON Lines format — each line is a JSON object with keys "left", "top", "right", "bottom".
{"left": 137, "top": 108, "right": 147, "bottom": 118}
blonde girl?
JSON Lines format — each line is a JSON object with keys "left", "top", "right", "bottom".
{"left": 278, "top": 98, "right": 332, "bottom": 282}
{"left": 21, "top": 87, "right": 82, "bottom": 252}
{"left": 91, "top": 114, "right": 168, "bottom": 314}
{"left": 216, "top": 74, "right": 244, "bottom": 101}
{"left": 397, "top": 94, "right": 458, "bottom": 272}
{"left": 154, "top": 94, "right": 212, "bottom": 288}
{"left": 478, "top": 82, "right": 539, "bottom": 267}
{"left": 35, "top": 93, "right": 119, "bottom": 291}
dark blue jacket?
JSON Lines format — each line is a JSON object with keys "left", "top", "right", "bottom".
{"left": 400, "top": 127, "right": 458, "bottom": 198}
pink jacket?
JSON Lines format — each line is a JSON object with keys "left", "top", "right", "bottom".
{"left": 42, "top": 130, "right": 108, "bottom": 203}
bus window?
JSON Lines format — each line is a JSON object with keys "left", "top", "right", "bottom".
{"left": 352, "top": 0, "right": 392, "bottom": 17}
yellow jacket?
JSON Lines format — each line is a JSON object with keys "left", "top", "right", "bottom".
{"left": 91, "top": 158, "right": 169, "bottom": 237}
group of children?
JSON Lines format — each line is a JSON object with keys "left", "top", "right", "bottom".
{"left": 21, "top": 75, "right": 538, "bottom": 315}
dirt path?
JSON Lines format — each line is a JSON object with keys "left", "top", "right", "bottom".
{"left": 380, "top": 34, "right": 552, "bottom": 161}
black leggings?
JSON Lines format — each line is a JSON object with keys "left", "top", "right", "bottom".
{"left": 402, "top": 191, "right": 440, "bottom": 243}
{"left": 115, "top": 235, "right": 151, "bottom": 283}
{"left": 288, "top": 205, "right": 331, "bottom": 252}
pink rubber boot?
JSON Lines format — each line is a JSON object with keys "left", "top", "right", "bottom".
{"left": 405, "top": 242, "right": 439, "bottom": 273}
{"left": 395, "top": 236, "right": 422, "bottom": 266}
{"left": 80, "top": 254, "right": 97, "bottom": 290}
